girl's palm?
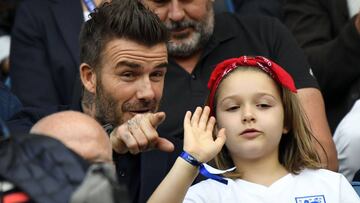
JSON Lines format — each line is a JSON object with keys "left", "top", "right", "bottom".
{"left": 183, "top": 106, "right": 226, "bottom": 163}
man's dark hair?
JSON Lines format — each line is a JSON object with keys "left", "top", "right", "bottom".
{"left": 79, "top": 0, "right": 169, "bottom": 71}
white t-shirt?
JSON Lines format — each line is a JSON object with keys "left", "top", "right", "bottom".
{"left": 334, "top": 99, "right": 360, "bottom": 181}
{"left": 0, "top": 35, "right": 10, "bottom": 62}
{"left": 347, "top": 0, "right": 360, "bottom": 18}
{"left": 184, "top": 169, "right": 360, "bottom": 203}
{"left": 83, "top": 11, "right": 91, "bottom": 22}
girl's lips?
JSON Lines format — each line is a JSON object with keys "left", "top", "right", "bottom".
{"left": 240, "top": 129, "right": 262, "bottom": 139}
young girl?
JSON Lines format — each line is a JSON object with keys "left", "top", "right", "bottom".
{"left": 148, "top": 56, "right": 360, "bottom": 203}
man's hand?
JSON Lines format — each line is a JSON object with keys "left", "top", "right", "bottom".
{"left": 0, "top": 57, "right": 10, "bottom": 75}
{"left": 355, "top": 11, "right": 360, "bottom": 34}
{"left": 183, "top": 106, "right": 226, "bottom": 163}
{"left": 110, "top": 112, "right": 174, "bottom": 154}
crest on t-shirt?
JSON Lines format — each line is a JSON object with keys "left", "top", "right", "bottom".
{"left": 295, "top": 195, "right": 326, "bottom": 203}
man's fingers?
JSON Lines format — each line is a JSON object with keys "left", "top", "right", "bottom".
{"left": 110, "top": 130, "right": 128, "bottom": 154}
{"left": 149, "top": 112, "right": 166, "bottom": 128}
{"left": 122, "top": 132, "right": 141, "bottom": 154}
{"left": 155, "top": 137, "right": 174, "bottom": 152}
{"left": 128, "top": 120, "right": 149, "bottom": 151}
{"left": 139, "top": 117, "right": 159, "bottom": 144}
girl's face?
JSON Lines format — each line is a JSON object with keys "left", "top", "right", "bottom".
{"left": 215, "top": 70, "right": 287, "bottom": 162}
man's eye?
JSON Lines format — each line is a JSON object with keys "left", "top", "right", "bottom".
{"left": 119, "top": 72, "right": 137, "bottom": 81}
{"left": 152, "top": 71, "right": 165, "bottom": 77}
{"left": 122, "top": 72, "right": 134, "bottom": 77}
{"left": 152, "top": 0, "right": 168, "bottom": 3}
{"left": 150, "top": 71, "right": 165, "bottom": 81}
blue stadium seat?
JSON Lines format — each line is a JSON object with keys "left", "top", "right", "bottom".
{"left": 214, "top": 0, "right": 235, "bottom": 14}
{"left": 352, "top": 181, "right": 360, "bottom": 197}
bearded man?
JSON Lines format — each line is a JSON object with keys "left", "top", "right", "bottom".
{"left": 7, "top": 1, "right": 172, "bottom": 202}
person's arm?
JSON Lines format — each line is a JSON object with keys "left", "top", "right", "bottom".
{"left": 10, "top": 2, "right": 60, "bottom": 107}
{"left": 297, "top": 88, "right": 338, "bottom": 171}
{"left": 284, "top": 0, "right": 360, "bottom": 101}
{"left": 148, "top": 157, "right": 199, "bottom": 203}
{"left": 110, "top": 112, "right": 174, "bottom": 154}
{"left": 233, "top": 0, "right": 282, "bottom": 19}
{"left": 265, "top": 16, "right": 338, "bottom": 171}
{"left": 148, "top": 107, "right": 226, "bottom": 203}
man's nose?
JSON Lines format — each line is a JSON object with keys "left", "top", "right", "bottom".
{"left": 136, "top": 78, "right": 155, "bottom": 100}
{"left": 168, "top": 0, "right": 185, "bottom": 22}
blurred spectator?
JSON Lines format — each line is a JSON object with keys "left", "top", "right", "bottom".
{"left": 9, "top": 0, "right": 101, "bottom": 108}
{"left": 284, "top": 0, "right": 360, "bottom": 132}
{"left": 0, "top": 0, "right": 21, "bottom": 86}
{"left": 0, "top": 81, "right": 22, "bottom": 121}
{"left": 0, "top": 134, "right": 88, "bottom": 203}
{"left": 333, "top": 99, "right": 360, "bottom": 181}
{"left": 0, "top": 111, "right": 119, "bottom": 203}
{"left": 354, "top": 170, "right": 360, "bottom": 182}
{"left": 233, "top": 0, "right": 283, "bottom": 19}
{"left": 30, "top": 111, "right": 113, "bottom": 163}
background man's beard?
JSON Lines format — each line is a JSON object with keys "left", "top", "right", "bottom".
{"left": 166, "top": 8, "right": 215, "bottom": 57}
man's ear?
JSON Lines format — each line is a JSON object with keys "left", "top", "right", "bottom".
{"left": 80, "top": 63, "right": 97, "bottom": 94}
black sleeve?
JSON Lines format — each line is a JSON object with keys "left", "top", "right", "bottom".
{"left": 268, "top": 17, "right": 319, "bottom": 89}
{"left": 283, "top": 0, "right": 360, "bottom": 99}
{"left": 6, "top": 105, "right": 65, "bottom": 134}
{"left": 10, "top": 2, "right": 60, "bottom": 107}
{"left": 233, "top": 0, "right": 283, "bottom": 19}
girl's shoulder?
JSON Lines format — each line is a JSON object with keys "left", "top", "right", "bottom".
{"left": 298, "top": 168, "right": 341, "bottom": 177}
{"left": 295, "top": 168, "right": 346, "bottom": 183}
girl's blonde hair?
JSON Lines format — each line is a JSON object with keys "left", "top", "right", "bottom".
{"left": 209, "top": 67, "right": 322, "bottom": 179}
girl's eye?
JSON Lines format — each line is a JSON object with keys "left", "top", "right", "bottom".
{"left": 257, "top": 104, "right": 271, "bottom": 108}
{"left": 226, "top": 106, "right": 239, "bottom": 111}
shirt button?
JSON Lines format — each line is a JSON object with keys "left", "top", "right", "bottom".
{"left": 119, "top": 171, "right": 126, "bottom": 177}
{"left": 191, "top": 74, "right": 196, "bottom": 80}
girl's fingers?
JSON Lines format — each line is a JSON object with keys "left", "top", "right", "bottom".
{"left": 206, "top": 116, "right": 216, "bottom": 133}
{"left": 214, "top": 128, "right": 226, "bottom": 150}
{"left": 183, "top": 111, "right": 192, "bottom": 129}
{"left": 190, "top": 107, "right": 202, "bottom": 126}
{"left": 199, "top": 106, "right": 210, "bottom": 129}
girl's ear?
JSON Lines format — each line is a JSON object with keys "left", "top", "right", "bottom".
{"left": 80, "top": 63, "right": 97, "bottom": 94}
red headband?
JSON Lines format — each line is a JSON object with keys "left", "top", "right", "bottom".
{"left": 207, "top": 56, "right": 297, "bottom": 116}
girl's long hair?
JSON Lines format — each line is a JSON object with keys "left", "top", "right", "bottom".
{"left": 209, "top": 67, "right": 322, "bottom": 178}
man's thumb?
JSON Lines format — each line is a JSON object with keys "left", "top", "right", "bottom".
{"left": 149, "top": 112, "right": 166, "bottom": 128}
{"left": 155, "top": 137, "right": 174, "bottom": 152}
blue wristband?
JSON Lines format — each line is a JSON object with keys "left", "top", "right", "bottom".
{"left": 180, "top": 151, "right": 201, "bottom": 167}
{"left": 179, "top": 151, "right": 229, "bottom": 185}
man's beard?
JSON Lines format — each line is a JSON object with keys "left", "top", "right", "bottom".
{"left": 94, "top": 80, "right": 159, "bottom": 127}
{"left": 165, "top": 6, "right": 215, "bottom": 57}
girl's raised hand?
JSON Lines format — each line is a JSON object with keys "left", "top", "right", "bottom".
{"left": 183, "top": 106, "right": 226, "bottom": 163}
